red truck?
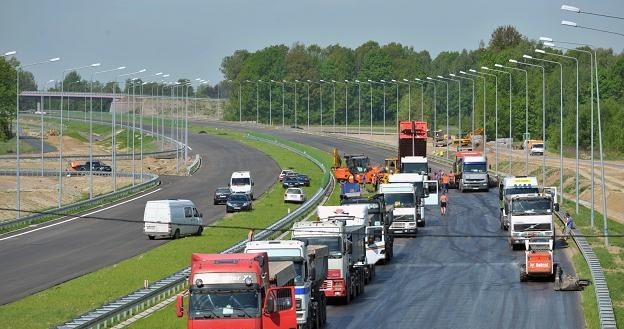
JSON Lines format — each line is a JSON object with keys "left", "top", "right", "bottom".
{"left": 176, "top": 253, "right": 298, "bottom": 329}
{"left": 397, "top": 121, "right": 428, "bottom": 174}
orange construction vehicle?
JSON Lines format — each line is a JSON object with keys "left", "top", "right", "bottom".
{"left": 519, "top": 238, "right": 560, "bottom": 282}
{"left": 332, "top": 148, "right": 380, "bottom": 184}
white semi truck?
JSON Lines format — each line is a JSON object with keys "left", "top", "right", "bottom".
{"left": 317, "top": 205, "right": 382, "bottom": 282}
{"left": 387, "top": 173, "right": 439, "bottom": 227}
{"left": 503, "top": 193, "right": 558, "bottom": 250}
{"left": 244, "top": 240, "right": 328, "bottom": 329}
{"left": 292, "top": 220, "right": 366, "bottom": 304}
{"left": 378, "top": 182, "right": 419, "bottom": 235}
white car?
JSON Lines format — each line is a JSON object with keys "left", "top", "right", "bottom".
{"left": 284, "top": 188, "right": 306, "bottom": 203}
{"left": 279, "top": 169, "right": 294, "bottom": 181}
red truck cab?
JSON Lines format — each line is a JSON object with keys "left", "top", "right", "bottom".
{"left": 176, "top": 253, "right": 298, "bottom": 329}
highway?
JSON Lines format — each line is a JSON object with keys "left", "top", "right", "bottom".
{"left": 1, "top": 120, "right": 584, "bottom": 328}
{"left": 200, "top": 121, "right": 584, "bottom": 329}
{"left": 0, "top": 129, "right": 280, "bottom": 305}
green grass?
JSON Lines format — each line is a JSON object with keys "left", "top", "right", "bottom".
{"left": 0, "top": 128, "right": 328, "bottom": 329}
{"left": 0, "top": 136, "right": 37, "bottom": 155}
{"left": 558, "top": 198, "right": 624, "bottom": 328}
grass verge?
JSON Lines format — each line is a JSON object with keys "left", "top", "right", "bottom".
{"left": 0, "top": 136, "right": 37, "bottom": 155}
{"left": 0, "top": 128, "right": 328, "bottom": 329}
{"left": 558, "top": 198, "right": 623, "bottom": 328}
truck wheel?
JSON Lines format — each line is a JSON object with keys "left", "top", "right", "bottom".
{"left": 551, "top": 263, "right": 560, "bottom": 282}
{"left": 196, "top": 226, "right": 203, "bottom": 236}
{"left": 344, "top": 285, "right": 351, "bottom": 305}
{"left": 173, "top": 229, "right": 180, "bottom": 239}
{"left": 519, "top": 265, "right": 528, "bottom": 282}
{"left": 148, "top": 235, "right": 155, "bottom": 240}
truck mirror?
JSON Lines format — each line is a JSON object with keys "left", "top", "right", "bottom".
{"left": 345, "top": 241, "right": 352, "bottom": 253}
{"left": 175, "top": 294, "right": 184, "bottom": 317}
{"left": 264, "top": 295, "right": 276, "bottom": 314}
{"left": 309, "top": 268, "right": 316, "bottom": 281}
{"left": 428, "top": 168, "right": 432, "bottom": 173}
{"left": 199, "top": 212, "right": 203, "bottom": 218}
{"left": 554, "top": 203, "right": 560, "bottom": 212}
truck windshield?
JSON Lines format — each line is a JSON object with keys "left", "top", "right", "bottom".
{"left": 348, "top": 157, "right": 370, "bottom": 173}
{"left": 295, "top": 237, "right": 341, "bottom": 257}
{"left": 533, "top": 144, "right": 544, "bottom": 148}
{"left": 512, "top": 199, "right": 552, "bottom": 215}
{"left": 402, "top": 163, "right": 428, "bottom": 173}
{"left": 384, "top": 193, "right": 414, "bottom": 208}
{"left": 464, "top": 163, "right": 487, "bottom": 173}
{"left": 231, "top": 178, "right": 250, "bottom": 186}
{"left": 189, "top": 289, "right": 260, "bottom": 319}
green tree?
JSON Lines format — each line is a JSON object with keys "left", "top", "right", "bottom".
{"left": 0, "top": 58, "right": 17, "bottom": 140}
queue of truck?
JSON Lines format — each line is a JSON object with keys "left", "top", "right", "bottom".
{"left": 172, "top": 120, "right": 566, "bottom": 328}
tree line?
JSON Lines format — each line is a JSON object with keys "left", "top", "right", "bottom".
{"left": 219, "top": 26, "right": 624, "bottom": 156}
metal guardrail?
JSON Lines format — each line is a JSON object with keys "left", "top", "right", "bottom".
{"left": 321, "top": 132, "right": 617, "bottom": 329}
{"left": 0, "top": 170, "right": 159, "bottom": 231}
{"left": 553, "top": 211, "right": 617, "bottom": 329}
{"left": 56, "top": 134, "right": 333, "bottom": 329}
{"left": 186, "top": 154, "right": 201, "bottom": 176}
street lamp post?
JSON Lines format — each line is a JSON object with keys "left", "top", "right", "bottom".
{"left": 439, "top": 75, "right": 461, "bottom": 140}
{"left": 428, "top": 77, "right": 449, "bottom": 159}
{"left": 389, "top": 80, "right": 400, "bottom": 134}
{"left": 451, "top": 74, "right": 474, "bottom": 134}
{"left": 542, "top": 41, "right": 595, "bottom": 218}
{"left": 504, "top": 62, "right": 530, "bottom": 175}
{"left": 465, "top": 70, "right": 487, "bottom": 152}
{"left": 417, "top": 78, "right": 436, "bottom": 148}
{"left": 259, "top": 80, "right": 272, "bottom": 125}
{"left": 535, "top": 49, "right": 579, "bottom": 212}
{"left": 308, "top": 80, "right": 324, "bottom": 132}
{"left": 491, "top": 65, "right": 514, "bottom": 176}
{"left": 409, "top": 79, "right": 425, "bottom": 121}
{"left": 93, "top": 66, "right": 136, "bottom": 200}
{"left": 354, "top": 80, "right": 362, "bottom": 134}
{"left": 41, "top": 79, "right": 55, "bottom": 175}
{"left": 59, "top": 62, "right": 105, "bottom": 208}
{"left": 478, "top": 68, "right": 499, "bottom": 175}
{"left": 521, "top": 56, "right": 548, "bottom": 186}
{"left": 380, "top": 81, "right": 387, "bottom": 136}
{"left": 16, "top": 57, "right": 60, "bottom": 220}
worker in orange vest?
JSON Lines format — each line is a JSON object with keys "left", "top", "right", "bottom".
{"left": 442, "top": 173, "right": 450, "bottom": 193}
{"left": 348, "top": 174, "right": 355, "bottom": 183}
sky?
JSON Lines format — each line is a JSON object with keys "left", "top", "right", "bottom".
{"left": 1, "top": 0, "right": 622, "bottom": 87}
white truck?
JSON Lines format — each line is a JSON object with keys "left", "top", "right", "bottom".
{"left": 292, "top": 220, "right": 366, "bottom": 304}
{"left": 400, "top": 156, "right": 428, "bottom": 175}
{"left": 230, "top": 171, "right": 254, "bottom": 199}
{"left": 388, "top": 173, "right": 439, "bottom": 227}
{"left": 503, "top": 193, "right": 557, "bottom": 250}
{"left": 378, "top": 182, "right": 418, "bottom": 235}
{"left": 317, "top": 205, "right": 381, "bottom": 282}
{"left": 456, "top": 155, "right": 489, "bottom": 192}
{"left": 244, "top": 240, "right": 328, "bottom": 329}
{"left": 499, "top": 176, "right": 540, "bottom": 230}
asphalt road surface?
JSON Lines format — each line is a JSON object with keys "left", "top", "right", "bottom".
{"left": 200, "top": 121, "right": 584, "bottom": 329}
{"left": 0, "top": 129, "right": 279, "bottom": 305}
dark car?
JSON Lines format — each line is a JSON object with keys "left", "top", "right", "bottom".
{"left": 296, "top": 174, "right": 310, "bottom": 187}
{"left": 226, "top": 193, "right": 253, "bottom": 213}
{"left": 282, "top": 175, "right": 300, "bottom": 188}
{"left": 213, "top": 187, "right": 231, "bottom": 205}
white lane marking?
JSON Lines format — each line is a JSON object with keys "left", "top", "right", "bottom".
{"left": 0, "top": 188, "right": 162, "bottom": 242}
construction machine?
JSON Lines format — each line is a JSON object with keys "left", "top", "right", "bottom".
{"left": 519, "top": 238, "right": 560, "bottom": 282}
{"left": 332, "top": 148, "right": 380, "bottom": 184}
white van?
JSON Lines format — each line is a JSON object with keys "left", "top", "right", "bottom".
{"left": 143, "top": 199, "right": 203, "bottom": 240}
{"left": 230, "top": 171, "right": 254, "bottom": 199}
